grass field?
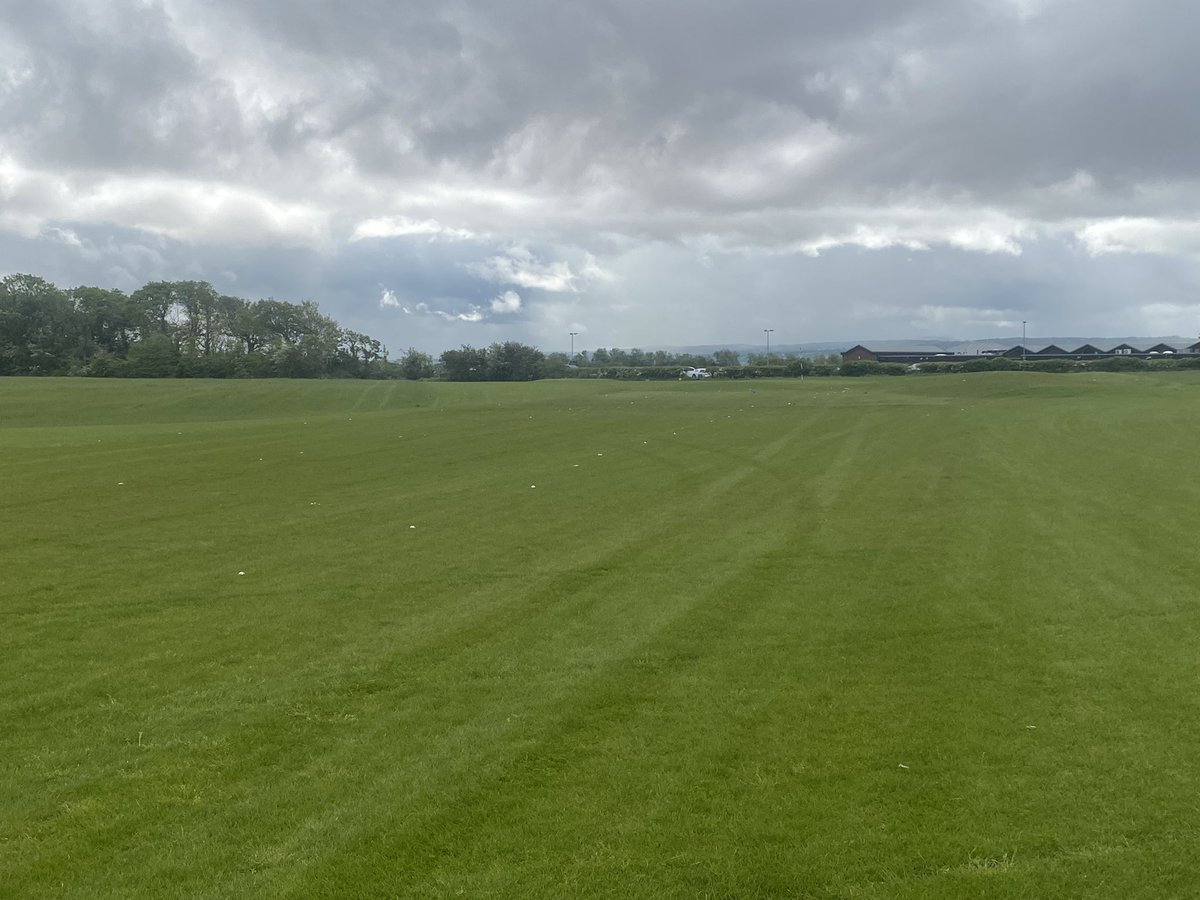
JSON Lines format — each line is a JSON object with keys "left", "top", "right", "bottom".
{"left": 4, "top": 372, "right": 1200, "bottom": 897}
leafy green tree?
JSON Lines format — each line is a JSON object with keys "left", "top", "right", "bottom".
{"left": 0, "top": 274, "right": 76, "bottom": 374}
{"left": 542, "top": 351, "right": 571, "bottom": 377}
{"left": 173, "top": 281, "right": 221, "bottom": 355}
{"left": 0, "top": 273, "right": 397, "bottom": 380}
{"left": 486, "top": 341, "right": 545, "bottom": 380}
{"left": 400, "top": 348, "right": 435, "bottom": 380}
{"left": 712, "top": 349, "right": 740, "bottom": 366}
{"left": 129, "top": 281, "right": 177, "bottom": 339}
{"left": 746, "top": 352, "right": 783, "bottom": 366}
{"left": 335, "top": 329, "right": 387, "bottom": 376}
{"left": 83, "top": 352, "right": 127, "bottom": 377}
{"left": 439, "top": 345, "right": 488, "bottom": 380}
{"left": 221, "top": 297, "right": 271, "bottom": 354}
{"left": 125, "top": 333, "right": 180, "bottom": 377}
{"left": 254, "top": 298, "right": 306, "bottom": 346}
{"left": 274, "top": 331, "right": 338, "bottom": 377}
{"left": 69, "top": 286, "right": 135, "bottom": 360}
{"left": 263, "top": 301, "right": 341, "bottom": 376}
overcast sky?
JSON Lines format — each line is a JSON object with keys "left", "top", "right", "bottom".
{"left": 3, "top": 0, "right": 1200, "bottom": 353}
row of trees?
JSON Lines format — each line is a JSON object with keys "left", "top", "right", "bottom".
{"left": 0, "top": 273, "right": 637, "bottom": 381}
{"left": 0, "top": 274, "right": 390, "bottom": 378}
{"left": 0, "top": 271, "right": 765, "bottom": 382}
{"left": 574, "top": 348, "right": 742, "bottom": 368}
{"left": 435, "top": 346, "right": 844, "bottom": 379}
{"left": 6, "top": 273, "right": 1198, "bottom": 381}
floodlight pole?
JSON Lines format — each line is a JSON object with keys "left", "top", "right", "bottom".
{"left": 569, "top": 331, "right": 578, "bottom": 364}
{"left": 764, "top": 328, "right": 773, "bottom": 366}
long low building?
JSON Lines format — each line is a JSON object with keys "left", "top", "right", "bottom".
{"left": 842, "top": 340, "right": 1200, "bottom": 364}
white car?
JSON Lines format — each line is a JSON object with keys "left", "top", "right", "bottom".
{"left": 682, "top": 366, "right": 711, "bottom": 379}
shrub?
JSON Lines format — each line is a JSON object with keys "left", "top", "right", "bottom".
{"left": 1089, "top": 355, "right": 1148, "bottom": 372}
{"left": 124, "top": 334, "right": 180, "bottom": 378}
{"left": 839, "top": 361, "right": 882, "bottom": 377}
{"left": 712, "top": 365, "right": 778, "bottom": 379}
{"left": 803, "top": 364, "right": 838, "bottom": 377}
{"left": 81, "top": 352, "right": 126, "bottom": 377}
{"left": 1029, "top": 358, "right": 1077, "bottom": 373}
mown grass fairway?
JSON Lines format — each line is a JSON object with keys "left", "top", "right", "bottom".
{"left": 4, "top": 373, "right": 1200, "bottom": 897}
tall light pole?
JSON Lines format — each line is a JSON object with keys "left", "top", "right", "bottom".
{"left": 1022, "top": 320, "right": 1026, "bottom": 361}
{"left": 569, "top": 331, "right": 578, "bottom": 365}
{"left": 764, "top": 328, "right": 774, "bottom": 366}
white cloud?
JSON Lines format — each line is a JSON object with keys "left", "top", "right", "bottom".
{"left": 351, "top": 216, "right": 475, "bottom": 242}
{"left": 0, "top": 157, "right": 329, "bottom": 246}
{"left": 799, "top": 226, "right": 929, "bottom": 256}
{"left": 84, "top": 178, "right": 329, "bottom": 246}
{"left": 379, "top": 288, "right": 401, "bottom": 308}
{"left": 468, "top": 246, "right": 578, "bottom": 292}
{"left": 401, "top": 300, "right": 485, "bottom": 323}
{"left": 788, "top": 210, "right": 1028, "bottom": 258}
{"left": 490, "top": 290, "right": 522, "bottom": 314}
{"left": 1076, "top": 218, "right": 1200, "bottom": 257}
{"left": 579, "top": 253, "right": 616, "bottom": 283}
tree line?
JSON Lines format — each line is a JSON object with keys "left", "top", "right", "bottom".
{"left": 0, "top": 273, "right": 747, "bottom": 381}
{"left": 8, "top": 272, "right": 1196, "bottom": 381}
{"left": 0, "top": 272, "right": 761, "bottom": 381}
{"left": 0, "top": 273, "right": 396, "bottom": 379}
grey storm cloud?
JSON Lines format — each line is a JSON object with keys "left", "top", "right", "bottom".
{"left": 2, "top": 0, "right": 1200, "bottom": 352}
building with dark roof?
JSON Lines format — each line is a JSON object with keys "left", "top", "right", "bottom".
{"left": 842, "top": 339, "right": 1200, "bottom": 364}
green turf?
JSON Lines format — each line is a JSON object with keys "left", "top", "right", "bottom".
{"left": 4, "top": 373, "right": 1200, "bottom": 898}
